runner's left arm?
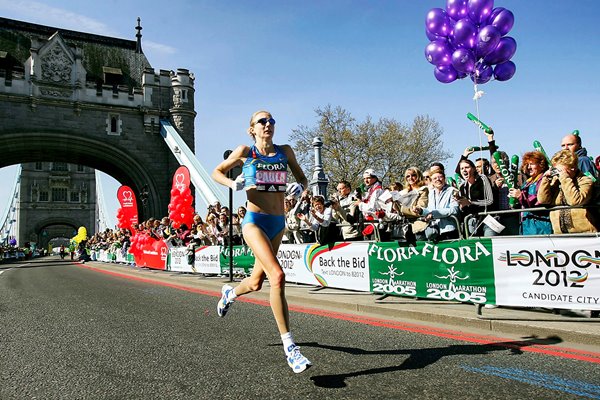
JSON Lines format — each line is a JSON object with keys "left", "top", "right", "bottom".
{"left": 282, "top": 145, "right": 308, "bottom": 189}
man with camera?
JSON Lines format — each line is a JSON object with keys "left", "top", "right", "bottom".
{"left": 330, "top": 180, "right": 361, "bottom": 241}
{"left": 560, "top": 133, "right": 599, "bottom": 180}
{"left": 289, "top": 189, "right": 315, "bottom": 243}
{"left": 297, "top": 195, "right": 334, "bottom": 243}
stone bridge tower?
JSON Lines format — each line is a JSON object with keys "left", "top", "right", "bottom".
{"left": 18, "top": 162, "right": 97, "bottom": 248}
{"left": 0, "top": 17, "right": 197, "bottom": 245}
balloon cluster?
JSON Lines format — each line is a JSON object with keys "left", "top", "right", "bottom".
{"left": 71, "top": 226, "right": 87, "bottom": 244}
{"left": 167, "top": 187, "right": 194, "bottom": 229}
{"left": 116, "top": 207, "right": 128, "bottom": 229}
{"left": 425, "top": 0, "right": 517, "bottom": 84}
{"left": 129, "top": 232, "right": 152, "bottom": 258}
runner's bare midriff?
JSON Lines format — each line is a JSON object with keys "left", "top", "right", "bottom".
{"left": 246, "top": 189, "right": 285, "bottom": 216}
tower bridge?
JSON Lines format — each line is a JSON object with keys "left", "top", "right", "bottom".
{"left": 0, "top": 17, "right": 223, "bottom": 247}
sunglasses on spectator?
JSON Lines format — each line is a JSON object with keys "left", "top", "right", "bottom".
{"left": 255, "top": 117, "right": 276, "bottom": 126}
{"left": 405, "top": 173, "right": 417, "bottom": 178}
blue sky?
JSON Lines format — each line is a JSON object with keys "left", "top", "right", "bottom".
{"left": 1, "top": 0, "right": 599, "bottom": 229}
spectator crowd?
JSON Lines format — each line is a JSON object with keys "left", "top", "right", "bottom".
{"left": 87, "top": 129, "right": 600, "bottom": 254}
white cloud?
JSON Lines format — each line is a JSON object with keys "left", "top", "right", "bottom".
{"left": 0, "top": 0, "right": 118, "bottom": 36}
{"left": 1, "top": 0, "right": 178, "bottom": 60}
{"left": 143, "top": 40, "right": 177, "bottom": 56}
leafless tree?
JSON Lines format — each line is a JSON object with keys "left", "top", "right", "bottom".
{"left": 290, "top": 105, "right": 452, "bottom": 191}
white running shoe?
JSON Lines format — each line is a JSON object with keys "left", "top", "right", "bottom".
{"left": 217, "top": 285, "right": 235, "bottom": 317}
{"left": 286, "top": 345, "right": 312, "bottom": 373}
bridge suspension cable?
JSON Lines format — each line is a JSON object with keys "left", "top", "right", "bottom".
{"left": 0, "top": 165, "right": 21, "bottom": 244}
{"left": 95, "top": 170, "right": 110, "bottom": 232}
{"left": 160, "top": 120, "right": 227, "bottom": 207}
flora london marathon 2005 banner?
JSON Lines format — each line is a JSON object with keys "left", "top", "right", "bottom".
{"left": 365, "top": 237, "right": 599, "bottom": 309}
{"left": 368, "top": 240, "right": 495, "bottom": 305}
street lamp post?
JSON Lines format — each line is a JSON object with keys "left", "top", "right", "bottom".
{"left": 223, "top": 150, "right": 242, "bottom": 282}
{"left": 310, "top": 137, "right": 328, "bottom": 196}
{"left": 139, "top": 185, "right": 149, "bottom": 219}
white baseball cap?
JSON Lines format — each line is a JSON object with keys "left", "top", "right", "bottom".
{"left": 362, "top": 168, "right": 377, "bottom": 178}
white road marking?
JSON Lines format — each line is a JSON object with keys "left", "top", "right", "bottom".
{"left": 0, "top": 261, "right": 37, "bottom": 276}
{"left": 0, "top": 264, "right": 26, "bottom": 275}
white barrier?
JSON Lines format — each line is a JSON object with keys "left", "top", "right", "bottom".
{"left": 92, "top": 235, "right": 600, "bottom": 310}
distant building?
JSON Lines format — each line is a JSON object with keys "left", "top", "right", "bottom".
{"left": 18, "top": 162, "right": 97, "bottom": 248}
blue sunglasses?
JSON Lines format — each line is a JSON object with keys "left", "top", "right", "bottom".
{"left": 255, "top": 117, "right": 276, "bottom": 126}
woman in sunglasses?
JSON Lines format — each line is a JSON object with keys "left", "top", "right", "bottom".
{"left": 212, "top": 110, "right": 311, "bottom": 373}
{"left": 388, "top": 167, "right": 429, "bottom": 240}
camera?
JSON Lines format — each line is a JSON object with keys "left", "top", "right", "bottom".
{"left": 548, "top": 167, "right": 560, "bottom": 178}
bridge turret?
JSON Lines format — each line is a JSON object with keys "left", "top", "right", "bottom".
{"left": 169, "top": 68, "right": 196, "bottom": 150}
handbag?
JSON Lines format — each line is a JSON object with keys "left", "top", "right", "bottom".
{"left": 316, "top": 222, "right": 341, "bottom": 245}
{"left": 390, "top": 218, "right": 413, "bottom": 241}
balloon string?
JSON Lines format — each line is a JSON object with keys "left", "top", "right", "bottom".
{"left": 472, "top": 81, "right": 490, "bottom": 214}
{"left": 473, "top": 82, "right": 485, "bottom": 164}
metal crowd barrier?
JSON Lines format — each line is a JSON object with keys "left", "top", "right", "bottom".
{"left": 462, "top": 204, "right": 600, "bottom": 239}
{"left": 293, "top": 214, "right": 464, "bottom": 245}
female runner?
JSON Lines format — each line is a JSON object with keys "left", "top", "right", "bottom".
{"left": 211, "top": 110, "right": 311, "bottom": 373}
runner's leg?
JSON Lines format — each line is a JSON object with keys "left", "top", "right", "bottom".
{"left": 238, "top": 223, "right": 289, "bottom": 334}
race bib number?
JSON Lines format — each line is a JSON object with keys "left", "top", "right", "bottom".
{"left": 256, "top": 170, "right": 287, "bottom": 185}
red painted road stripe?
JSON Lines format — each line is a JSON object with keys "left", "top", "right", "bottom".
{"left": 76, "top": 263, "right": 600, "bottom": 364}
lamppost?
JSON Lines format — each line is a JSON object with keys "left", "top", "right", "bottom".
{"left": 310, "top": 137, "right": 328, "bottom": 196}
{"left": 223, "top": 150, "right": 242, "bottom": 282}
{"left": 139, "top": 184, "right": 149, "bottom": 218}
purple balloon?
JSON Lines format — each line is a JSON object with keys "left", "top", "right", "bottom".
{"left": 475, "top": 25, "right": 501, "bottom": 59}
{"left": 487, "top": 7, "right": 505, "bottom": 24}
{"left": 451, "top": 18, "right": 477, "bottom": 49}
{"left": 446, "top": 0, "right": 468, "bottom": 20}
{"left": 434, "top": 64, "right": 459, "bottom": 83}
{"left": 451, "top": 48, "right": 476, "bottom": 73}
{"left": 425, "top": 40, "right": 453, "bottom": 66}
{"left": 471, "top": 61, "right": 493, "bottom": 84}
{"left": 467, "top": 0, "right": 494, "bottom": 25}
{"left": 426, "top": 8, "right": 453, "bottom": 37}
{"left": 426, "top": 30, "right": 443, "bottom": 41}
{"left": 9, "top": 238, "right": 16, "bottom": 246}
{"left": 489, "top": 8, "right": 514, "bottom": 36}
{"left": 493, "top": 61, "right": 516, "bottom": 81}
{"left": 483, "top": 36, "right": 517, "bottom": 65}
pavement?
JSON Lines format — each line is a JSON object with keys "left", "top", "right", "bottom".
{"left": 81, "top": 260, "right": 600, "bottom": 349}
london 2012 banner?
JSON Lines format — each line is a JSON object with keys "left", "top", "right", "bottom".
{"left": 491, "top": 236, "right": 599, "bottom": 310}
{"left": 279, "top": 242, "right": 371, "bottom": 292}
